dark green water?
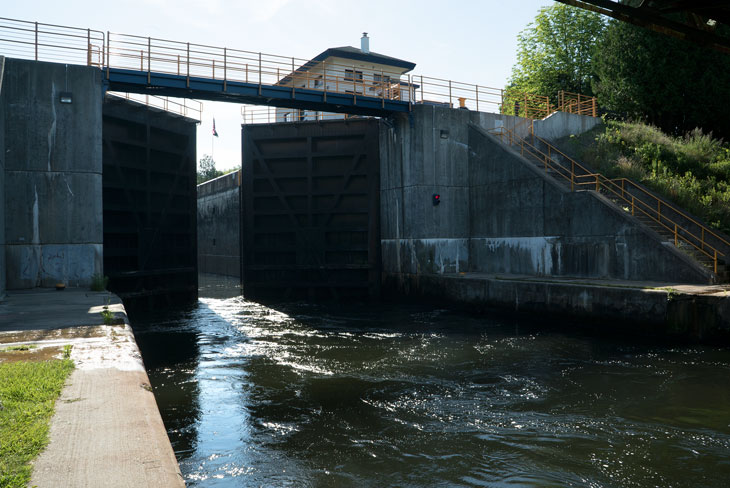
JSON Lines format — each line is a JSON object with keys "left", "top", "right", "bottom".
{"left": 131, "top": 275, "right": 730, "bottom": 487}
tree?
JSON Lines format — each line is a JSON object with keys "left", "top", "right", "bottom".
{"left": 592, "top": 20, "right": 730, "bottom": 139}
{"left": 507, "top": 4, "right": 605, "bottom": 105}
{"left": 197, "top": 154, "right": 223, "bottom": 184}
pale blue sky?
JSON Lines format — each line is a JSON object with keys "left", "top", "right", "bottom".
{"left": 4, "top": 0, "right": 552, "bottom": 170}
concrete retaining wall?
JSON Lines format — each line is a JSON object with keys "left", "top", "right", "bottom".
{"left": 532, "top": 111, "right": 600, "bottom": 140}
{"left": 2, "top": 58, "right": 103, "bottom": 288}
{"left": 197, "top": 171, "right": 241, "bottom": 277}
{"left": 380, "top": 104, "right": 710, "bottom": 285}
{"left": 384, "top": 273, "right": 730, "bottom": 341}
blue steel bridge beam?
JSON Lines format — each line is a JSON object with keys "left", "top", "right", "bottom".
{"left": 105, "top": 68, "right": 410, "bottom": 117}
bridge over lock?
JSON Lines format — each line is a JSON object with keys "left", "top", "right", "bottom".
{"left": 0, "top": 17, "right": 593, "bottom": 119}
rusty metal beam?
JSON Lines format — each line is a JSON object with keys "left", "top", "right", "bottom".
{"left": 554, "top": 0, "right": 730, "bottom": 54}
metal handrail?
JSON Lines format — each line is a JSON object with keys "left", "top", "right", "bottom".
{"left": 556, "top": 90, "right": 597, "bottom": 117}
{"left": 107, "top": 92, "right": 202, "bottom": 118}
{"left": 533, "top": 133, "right": 730, "bottom": 252}
{"left": 1, "top": 16, "right": 598, "bottom": 119}
{"left": 490, "top": 125, "right": 725, "bottom": 274}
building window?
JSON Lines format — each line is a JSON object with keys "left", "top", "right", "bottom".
{"left": 344, "top": 69, "right": 363, "bottom": 83}
{"left": 373, "top": 74, "right": 391, "bottom": 85}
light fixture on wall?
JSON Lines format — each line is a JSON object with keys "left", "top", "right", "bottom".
{"left": 59, "top": 92, "right": 73, "bottom": 104}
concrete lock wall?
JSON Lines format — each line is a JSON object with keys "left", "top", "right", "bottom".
{"left": 0, "top": 56, "right": 6, "bottom": 298}
{"left": 2, "top": 58, "right": 103, "bottom": 289}
{"left": 197, "top": 171, "right": 241, "bottom": 277}
{"left": 380, "top": 104, "right": 710, "bottom": 284}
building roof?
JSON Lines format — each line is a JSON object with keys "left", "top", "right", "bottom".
{"left": 278, "top": 45, "right": 416, "bottom": 86}
{"left": 311, "top": 46, "right": 416, "bottom": 71}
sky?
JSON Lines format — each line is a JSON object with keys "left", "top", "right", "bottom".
{"left": 4, "top": 0, "right": 553, "bottom": 171}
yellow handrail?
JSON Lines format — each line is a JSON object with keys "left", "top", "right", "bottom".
{"left": 557, "top": 90, "right": 597, "bottom": 117}
{"left": 533, "top": 133, "right": 730, "bottom": 252}
{"left": 489, "top": 125, "right": 726, "bottom": 274}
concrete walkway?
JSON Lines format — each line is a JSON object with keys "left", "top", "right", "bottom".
{"left": 0, "top": 289, "right": 184, "bottom": 488}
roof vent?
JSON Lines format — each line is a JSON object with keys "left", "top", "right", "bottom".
{"left": 361, "top": 32, "right": 370, "bottom": 54}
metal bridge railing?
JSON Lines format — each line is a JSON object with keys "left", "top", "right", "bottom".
{"left": 0, "top": 16, "right": 598, "bottom": 119}
{"left": 107, "top": 92, "right": 202, "bottom": 118}
{"left": 489, "top": 125, "right": 728, "bottom": 274}
{"left": 240, "top": 106, "right": 363, "bottom": 125}
{"left": 0, "top": 17, "right": 104, "bottom": 66}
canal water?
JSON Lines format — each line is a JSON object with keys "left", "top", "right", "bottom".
{"left": 132, "top": 275, "right": 730, "bottom": 487}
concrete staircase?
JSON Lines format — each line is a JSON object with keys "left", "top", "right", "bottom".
{"left": 497, "top": 131, "right": 730, "bottom": 282}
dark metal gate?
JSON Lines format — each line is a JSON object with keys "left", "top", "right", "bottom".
{"left": 102, "top": 97, "right": 198, "bottom": 308}
{"left": 241, "top": 119, "right": 380, "bottom": 300}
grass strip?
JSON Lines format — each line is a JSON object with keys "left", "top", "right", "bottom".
{"left": 0, "top": 358, "right": 74, "bottom": 488}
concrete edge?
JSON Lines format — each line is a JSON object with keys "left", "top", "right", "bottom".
{"left": 383, "top": 272, "right": 730, "bottom": 342}
{"left": 0, "top": 290, "right": 184, "bottom": 487}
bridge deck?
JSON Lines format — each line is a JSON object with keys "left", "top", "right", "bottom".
{"left": 106, "top": 68, "right": 411, "bottom": 116}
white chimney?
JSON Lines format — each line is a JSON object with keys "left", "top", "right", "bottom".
{"left": 361, "top": 32, "right": 370, "bottom": 54}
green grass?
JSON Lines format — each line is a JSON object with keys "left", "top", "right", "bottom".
{"left": 0, "top": 359, "right": 74, "bottom": 487}
{"left": 89, "top": 274, "right": 109, "bottom": 292}
{"left": 557, "top": 120, "right": 730, "bottom": 234}
{"left": 100, "top": 308, "right": 114, "bottom": 325}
